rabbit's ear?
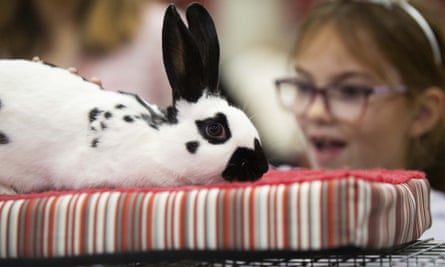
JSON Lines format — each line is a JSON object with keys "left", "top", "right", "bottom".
{"left": 186, "top": 3, "right": 220, "bottom": 93}
{"left": 162, "top": 4, "right": 205, "bottom": 103}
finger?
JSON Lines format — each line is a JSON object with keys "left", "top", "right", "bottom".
{"left": 68, "top": 67, "right": 79, "bottom": 74}
{"left": 90, "top": 77, "right": 103, "bottom": 86}
{"left": 32, "top": 56, "right": 42, "bottom": 62}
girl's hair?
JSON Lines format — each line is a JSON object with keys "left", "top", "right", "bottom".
{"left": 0, "top": 0, "right": 145, "bottom": 58}
{"left": 294, "top": 0, "right": 445, "bottom": 190}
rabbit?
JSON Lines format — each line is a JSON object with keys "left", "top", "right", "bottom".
{"left": 0, "top": 3, "right": 269, "bottom": 194}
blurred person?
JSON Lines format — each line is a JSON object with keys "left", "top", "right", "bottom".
{"left": 0, "top": 0, "right": 172, "bottom": 106}
{"left": 275, "top": 0, "right": 445, "bottom": 239}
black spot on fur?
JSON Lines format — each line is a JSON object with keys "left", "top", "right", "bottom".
{"left": 89, "top": 108, "right": 102, "bottom": 122}
{"left": 186, "top": 141, "right": 200, "bottom": 154}
{"left": 90, "top": 126, "right": 97, "bottom": 131}
{"left": 91, "top": 138, "right": 99, "bottom": 148}
{"left": 0, "top": 132, "right": 9, "bottom": 144}
{"left": 116, "top": 104, "right": 126, "bottom": 109}
{"left": 119, "top": 91, "right": 176, "bottom": 126}
{"left": 0, "top": 98, "right": 2, "bottom": 109}
{"left": 104, "top": 112, "right": 112, "bottom": 119}
{"left": 166, "top": 107, "right": 178, "bottom": 124}
{"left": 123, "top": 115, "right": 134, "bottom": 122}
{"left": 101, "top": 122, "right": 107, "bottom": 130}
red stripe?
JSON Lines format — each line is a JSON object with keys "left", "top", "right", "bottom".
{"left": 78, "top": 195, "right": 88, "bottom": 255}
{"left": 23, "top": 199, "right": 34, "bottom": 257}
{"left": 223, "top": 189, "right": 231, "bottom": 248}
{"left": 47, "top": 196, "right": 57, "bottom": 257}
{"left": 248, "top": 187, "right": 256, "bottom": 249}
{"left": 193, "top": 192, "right": 199, "bottom": 249}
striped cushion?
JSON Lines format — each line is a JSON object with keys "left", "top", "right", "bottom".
{"left": 0, "top": 169, "right": 431, "bottom": 260}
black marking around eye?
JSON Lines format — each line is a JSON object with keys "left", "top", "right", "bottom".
{"left": 196, "top": 113, "right": 231, "bottom": 144}
{"left": 89, "top": 108, "right": 102, "bottom": 122}
{"left": 0, "top": 132, "right": 9, "bottom": 144}
{"left": 186, "top": 141, "right": 200, "bottom": 154}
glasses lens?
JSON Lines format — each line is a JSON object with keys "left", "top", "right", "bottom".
{"left": 328, "top": 85, "right": 368, "bottom": 121}
{"left": 277, "top": 79, "right": 312, "bottom": 114}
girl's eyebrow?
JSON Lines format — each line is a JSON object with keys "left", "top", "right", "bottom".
{"left": 294, "top": 66, "right": 313, "bottom": 81}
{"left": 295, "top": 65, "right": 374, "bottom": 84}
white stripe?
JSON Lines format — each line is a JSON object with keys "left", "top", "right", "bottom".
{"left": 347, "top": 177, "right": 356, "bottom": 240}
{"left": 73, "top": 193, "right": 87, "bottom": 255}
{"left": 268, "top": 185, "right": 276, "bottom": 248}
{"left": 256, "top": 185, "right": 270, "bottom": 249}
{"left": 165, "top": 192, "right": 174, "bottom": 249}
{"left": 95, "top": 192, "right": 110, "bottom": 254}
{"left": 310, "top": 181, "right": 322, "bottom": 249}
{"left": 153, "top": 192, "right": 169, "bottom": 249}
{"left": 85, "top": 193, "right": 99, "bottom": 254}
{"left": 355, "top": 180, "right": 370, "bottom": 246}
{"left": 386, "top": 184, "right": 397, "bottom": 246}
{"left": 104, "top": 192, "right": 120, "bottom": 253}
{"left": 195, "top": 189, "right": 208, "bottom": 249}
{"left": 299, "top": 182, "right": 310, "bottom": 250}
{"left": 206, "top": 188, "right": 218, "bottom": 249}
{"left": 185, "top": 190, "right": 198, "bottom": 249}
{"left": 54, "top": 195, "right": 72, "bottom": 257}
{"left": 0, "top": 200, "right": 15, "bottom": 257}
{"left": 275, "top": 184, "right": 285, "bottom": 249}
{"left": 288, "top": 183, "right": 298, "bottom": 249}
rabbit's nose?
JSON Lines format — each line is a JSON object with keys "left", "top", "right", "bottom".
{"left": 221, "top": 138, "right": 269, "bottom": 182}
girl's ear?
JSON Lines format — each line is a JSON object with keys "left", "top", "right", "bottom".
{"left": 409, "top": 86, "right": 445, "bottom": 137}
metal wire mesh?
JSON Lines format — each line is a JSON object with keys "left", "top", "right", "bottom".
{"left": 145, "top": 239, "right": 445, "bottom": 267}
{"left": 2, "top": 239, "right": 444, "bottom": 267}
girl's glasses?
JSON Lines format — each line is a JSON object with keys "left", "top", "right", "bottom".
{"left": 275, "top": 78, "right": 406, "bottom": 122}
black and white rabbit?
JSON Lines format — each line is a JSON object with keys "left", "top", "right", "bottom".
{"left": 0, "top": 3, "right": 269, "bottom": 194}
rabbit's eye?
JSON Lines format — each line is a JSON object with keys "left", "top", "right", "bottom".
{"left": 206, "top": 123, "right": 225, "bottom": 138}
{"left": 196, "top": 113, "right": 232, "bottom": 144}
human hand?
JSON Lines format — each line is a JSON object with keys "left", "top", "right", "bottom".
{"left": 32, "top": 56, "right": 103, "bottom": 87}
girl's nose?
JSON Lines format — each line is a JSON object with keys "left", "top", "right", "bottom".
{"left": 302, "top": 93, "right": 333, "bottom": 122}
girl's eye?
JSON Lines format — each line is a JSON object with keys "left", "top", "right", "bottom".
{"left": 335, "top": 85, "right": 371, "bottom": 99}
{"left": 295, "top": 81, "right": 315, "bottom": 95}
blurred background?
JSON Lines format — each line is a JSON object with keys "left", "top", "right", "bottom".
{"left": 1, "top": 0, "right": 444, "bottom": 166}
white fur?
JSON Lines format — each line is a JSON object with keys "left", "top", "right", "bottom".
{"left": 0, "top": 59, "right": 262, "bottom": 193}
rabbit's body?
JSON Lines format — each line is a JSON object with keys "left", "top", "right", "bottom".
{"left": 0, "top": 4, "right": 269, "bottom": 194}
{"left": 0, "top": 59, "right": 173, "bottom": 191}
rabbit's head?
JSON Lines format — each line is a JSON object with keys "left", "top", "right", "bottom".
{"left": 161, "top": 3, "right": 268, "bottom": 183}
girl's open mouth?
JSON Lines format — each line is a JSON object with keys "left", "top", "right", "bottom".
{"left": 309, "top": 136, "right": 347, "bottom": 165}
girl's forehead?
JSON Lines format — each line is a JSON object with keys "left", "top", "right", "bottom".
{"left": 294, "top": 24, "right": 402, "bottom": 85}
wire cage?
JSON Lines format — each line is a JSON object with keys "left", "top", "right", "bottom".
{"left": 4, "top": 238, "right": 444, "bottom": 267}
{"left": 147, "top": 239, "right": 445, "bottom": 267}
{"left": 126, "top": 239, "right": 445, "bottom": 267}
